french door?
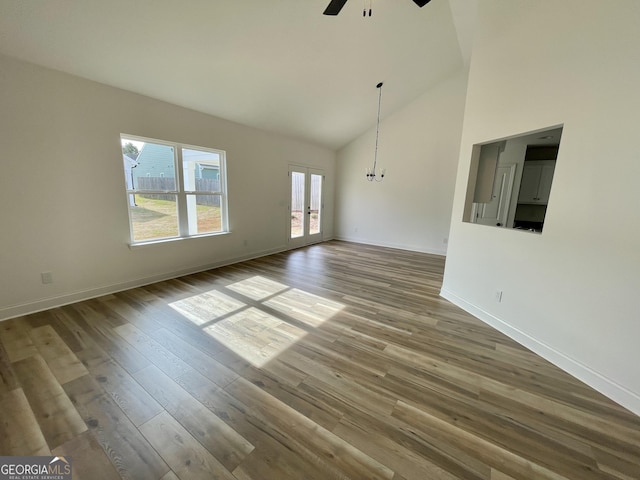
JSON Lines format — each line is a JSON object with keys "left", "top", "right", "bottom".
{"left": 288, "top": 165, "right": 324, "bottom": 248}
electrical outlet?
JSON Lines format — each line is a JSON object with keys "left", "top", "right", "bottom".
{"left": 41, "top": 271, "right": 53, "bottom": 284}
{"left": 443, "top": 237, "right": 448, "bottom": 245}
{"left": 495, "top": 290, "right": 503, "bottom": 302}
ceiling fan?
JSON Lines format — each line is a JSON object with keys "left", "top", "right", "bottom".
{"left": 323, "top": 0, "right": 431, "bottom": 16}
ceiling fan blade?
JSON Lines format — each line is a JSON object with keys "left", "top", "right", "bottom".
{"left": 323, "top": 0, "right": 348, "bottom": 15}
{"left": 413, "top": 0, "right": 432, "bottom": 6}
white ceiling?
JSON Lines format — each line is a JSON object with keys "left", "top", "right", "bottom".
{"left": 0, "top": 0, "right": 473, "bottom": 150}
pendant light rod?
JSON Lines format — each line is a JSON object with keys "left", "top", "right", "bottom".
{"left": 373, "top": 81, "right": 383, "bottom": 172}
{"left": 366, "top": 81, "right": 386, "bottom": 182}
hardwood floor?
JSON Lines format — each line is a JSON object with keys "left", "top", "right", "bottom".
{"left": 1, "top": 240, "right": 638, "bottom": 479}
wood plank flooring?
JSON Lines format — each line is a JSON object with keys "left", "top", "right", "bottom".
{"left": 1, "top": 240, "right": 639, "bottom": 479}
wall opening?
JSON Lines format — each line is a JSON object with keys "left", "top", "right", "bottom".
{"left": 463, "top": 125, "right": 563, "bottom": 233}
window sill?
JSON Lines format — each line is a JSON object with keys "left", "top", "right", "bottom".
{"left": 128, "top": 231, "right": 231, "bottom": 250}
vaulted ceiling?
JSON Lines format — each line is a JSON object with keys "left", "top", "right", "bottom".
{"left": 0, "top": 0, "right": 476, "bottom": 149}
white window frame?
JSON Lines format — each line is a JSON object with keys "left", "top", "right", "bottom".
{"left": 122, "top": 134, "right": 229, "bottom": 245}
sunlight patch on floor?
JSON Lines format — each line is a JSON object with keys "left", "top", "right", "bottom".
{"left": 170, "top": 276, "right": 345, "bottom": 366}
{"left": 226, "top": 275, "right": 289, "bottom": 301}
{"left": 264, "top": 288, "right": 345, "bottom": 327}
{"left": 169, "top": 290, "right": 246, "bottom": 325}
{"left": 204, "top": 307, "right": 306, "bottom": 367}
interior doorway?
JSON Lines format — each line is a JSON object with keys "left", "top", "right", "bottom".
{"left": 472, "top": 164, "right": 516, "bottom": 228}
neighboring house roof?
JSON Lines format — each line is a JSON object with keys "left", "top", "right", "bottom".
{"left": 134, "top": 142, "right": 176, "bottom": 178}
{"left": 123, "top": 154, "right": 139, "bottom": 168}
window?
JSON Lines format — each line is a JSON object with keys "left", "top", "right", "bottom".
{"left": 121, "top": 135, "right": 228, "bottom": 243}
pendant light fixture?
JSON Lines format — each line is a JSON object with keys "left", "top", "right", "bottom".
{"left": 366, "top": 81, "right": 386, "bottom": 182}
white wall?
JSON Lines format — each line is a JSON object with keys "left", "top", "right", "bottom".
{"left": 442, "top": 0, "right": 640, "bottom": 415}
{"left": 0, "top": 55, "right": 335, "bottom": 320}
{"left": 334, "top": 70, "right": 467, "bottom": 255}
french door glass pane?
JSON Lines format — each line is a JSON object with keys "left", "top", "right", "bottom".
{"left": 290, "top": 172, "right": 305, "bottom": 239}
{"left": 129, "top": 194, "right": 179, "bottom": 242}
{"left": 309, "top": 174, "right": 322, "bottom": 235}
{"left": 186, "top": 194, "right": 222, "bottom": 235}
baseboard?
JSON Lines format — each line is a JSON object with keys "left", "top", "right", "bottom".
{"left": 334, "top": 235, "right": 447, "bottom": 257}
{"left": 0, "top": 245, "right": 291, "bottom": 322}
{"left": 440, "top": 288, "right": 640, "bottom": 417}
